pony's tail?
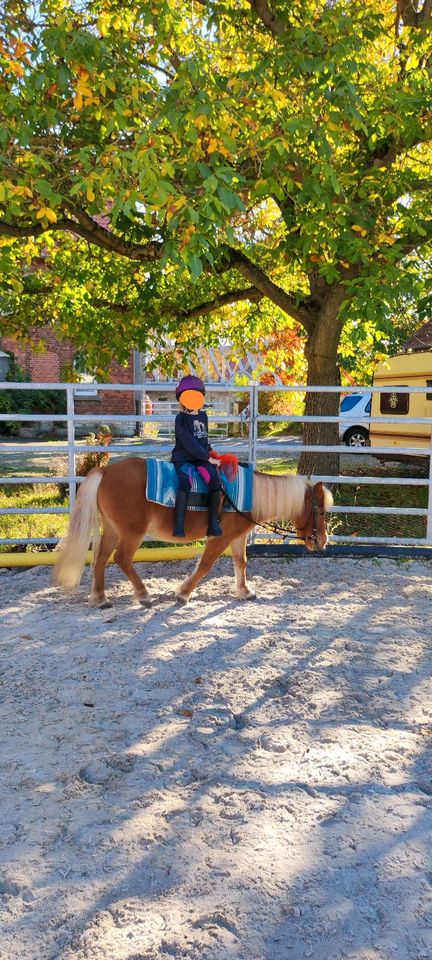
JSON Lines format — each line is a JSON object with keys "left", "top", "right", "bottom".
{"left": 54, "top": 468, "right": 103, "bottom": 591}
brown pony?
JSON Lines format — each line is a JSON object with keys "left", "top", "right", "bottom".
{"left": 54, "top": 457, "right": 333, "bottom": 608}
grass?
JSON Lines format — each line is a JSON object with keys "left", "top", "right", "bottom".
{"left": 0, "top": 455, "right": 429, "bottom": 552}
{"left": 0, "top": 482, "right": 70, "bottom": 552}
{"left": 257, "top": 456, "right": 428, "bottom": 541}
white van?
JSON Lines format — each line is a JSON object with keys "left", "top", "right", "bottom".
{"left": 339, "top": 393, "right": 371, "bottom": 446}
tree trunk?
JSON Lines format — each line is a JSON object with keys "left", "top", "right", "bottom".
{"left": 298, "top": 289, "right": 346, "bottom": 478}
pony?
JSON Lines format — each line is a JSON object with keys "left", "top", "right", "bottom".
{"left": 54, "top": 457, "right": 333, "bottom": 608}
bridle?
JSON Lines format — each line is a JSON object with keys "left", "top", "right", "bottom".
{"left": 220, "top": 485, "right": 329, "bottom": 547}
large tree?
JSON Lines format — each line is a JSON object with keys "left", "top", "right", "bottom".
{"left": 1, "top": 0, "right": 431, "bottom": 471}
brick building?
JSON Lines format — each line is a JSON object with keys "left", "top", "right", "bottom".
{"left": 1, "top": 327, "right": 137, "bottom": 436}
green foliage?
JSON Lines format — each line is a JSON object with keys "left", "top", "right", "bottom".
{"left": 0, "top": 0, "right": 431, "bottom": 380}
{"left": 0, "top": 359, "right": 66, "bottom": 434}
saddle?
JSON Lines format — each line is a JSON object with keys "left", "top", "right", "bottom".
{"left": 146, "top": 458, "right": 254, "bottom": 512}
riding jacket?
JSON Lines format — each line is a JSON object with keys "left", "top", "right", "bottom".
{"left": 171, "top": 410, "right": 212, "bottom": 465}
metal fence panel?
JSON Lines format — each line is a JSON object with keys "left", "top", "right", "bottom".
{"left": 1, "top": 380, "right": 431, "bottom": 548}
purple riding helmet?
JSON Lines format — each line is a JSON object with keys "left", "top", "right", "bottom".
{"left": 175, "top": 375, "right": 206, "bottom": 399}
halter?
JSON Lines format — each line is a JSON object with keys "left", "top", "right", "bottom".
{"left": 221, "top": 486, "right": 327, "bottom": 547}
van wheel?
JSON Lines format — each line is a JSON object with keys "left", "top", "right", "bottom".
{"left": 344, "top": 427, "right": 369, "bottom": 447}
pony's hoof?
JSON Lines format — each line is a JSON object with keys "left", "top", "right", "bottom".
{"left": 98, "top": 600, "right": 113, "bottom": 610}
{"left": 238, "top": 590, "right": 256, "bottom": 602}
{"left": 175, "top": 594, "right": 189, "bottom": 606}
{"left": 139, "top": 597, "right": 153, "bottom": 609}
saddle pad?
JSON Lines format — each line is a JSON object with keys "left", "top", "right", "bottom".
{"left": 146, "top": 458, "right": 254, "bottom": 513}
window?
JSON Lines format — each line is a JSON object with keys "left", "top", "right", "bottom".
{"left": 340, "top": 395, "right": 364, "bottom": 412}
{"left": 426, "top": 380, "right": 432, "bottom": 401}
{"left": 365, "top": 399, "right": 371, "bottom": 415}
{"left": 72, "top": 355, "right": 98, "bottom": 398}
{"left": 380, "top": 388, "right": 409, "bottom": 415}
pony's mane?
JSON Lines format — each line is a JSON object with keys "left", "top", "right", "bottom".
{"left": 252, "top": 472, "right": 333, "bottom": 523}
{"left": 252, "top": 472, "right": 308, "bottom": 523}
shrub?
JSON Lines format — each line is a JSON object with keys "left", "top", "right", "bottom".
{"left": 0, "top": 359, "right": 66, "bottom": 435}
{"left": 49, "top": 425, "right": 112, "bottom": 498}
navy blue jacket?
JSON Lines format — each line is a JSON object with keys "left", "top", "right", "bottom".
{"left": 171, "top": 411, "right": 212, "bottom": 464}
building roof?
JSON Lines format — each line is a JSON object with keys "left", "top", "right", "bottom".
{"left": 402, "top": 320, "right": 432, "bottom": 353}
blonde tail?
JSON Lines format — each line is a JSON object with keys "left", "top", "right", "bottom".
{"left": 54, "top": 468, "right": 103, "bottom": 591}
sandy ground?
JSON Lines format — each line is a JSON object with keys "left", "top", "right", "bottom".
{"left": 1, "top": 556, "right": 432, "bottom": 960}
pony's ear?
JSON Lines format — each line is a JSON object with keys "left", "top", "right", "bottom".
{"left": 313, "top": 481, "right": 324, "bottom": 496}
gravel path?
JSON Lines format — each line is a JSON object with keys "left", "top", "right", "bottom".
{"left": 0, "top": 556, "right": 431, "bottom": 960}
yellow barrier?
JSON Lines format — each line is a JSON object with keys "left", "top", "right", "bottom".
{"left": 0, "top": 545, "right": 232, "bottom": 567}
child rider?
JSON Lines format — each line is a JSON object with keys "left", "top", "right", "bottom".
{"left": 171, "top": 376, "right": 223, "bottom": 538}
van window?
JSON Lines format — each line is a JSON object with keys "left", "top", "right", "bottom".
{"left": 380, "top": 388, "right": 409, "bottom": 415}
{"left": 340, "top": 395, "right": 364, "bottom": 412}
{"left": 427, "top": 380, "right": 432, "bottom": 401}
{"left": 365, "top": 399, "right": 371, "bottom": 415}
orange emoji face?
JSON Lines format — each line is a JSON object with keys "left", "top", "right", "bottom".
{"left": 179, "top": 389, "right": 205, "bottom": 410}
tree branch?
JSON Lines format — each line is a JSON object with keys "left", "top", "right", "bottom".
{"left": 0, "top": 209, "right": 163, "bottom": 262}
{"left": 227, "top": 247, "right": 313, "bottom": 332}
{"left": 248, "top": 0, "right": 288, "bottom": 36}
{"left": 180, "top": 286, "right": 263, "bottom": 320}
{"left": 397, "top": 0, "right": 432, "bottom": 28}
{"left": 62, "top": 204, "right": 163, "bottom": 261}
{"left": 90, "top": 298, "right": 134, "bottom": 314}
{"left": 394, "top": 219, "right": 432, "bottom": 255}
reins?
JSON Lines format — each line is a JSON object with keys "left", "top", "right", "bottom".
{"left": 220, "top": 483, "right": 324, "bottom": 546}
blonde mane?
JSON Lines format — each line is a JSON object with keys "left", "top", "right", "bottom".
{"left": 253, "top": 472, "right": 308, "bottom": 522}
{"left": 252, "top": 472, "right": 333, "bottom": 523}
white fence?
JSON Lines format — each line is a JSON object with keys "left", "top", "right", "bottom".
{"left": 1, "top": 380, "right": 432, "bottom": 549}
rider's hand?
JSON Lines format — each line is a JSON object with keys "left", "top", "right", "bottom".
{"left": 209, "top": 457, "right": 221, "bottom": 466}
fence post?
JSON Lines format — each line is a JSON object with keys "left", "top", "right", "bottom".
{"left": 427, "top": 432, "right": 432, "bottom": 543}
{"left": 248, "top": 382, "right": 258, "bottom": 469}
{"left": 66, "top": 386, "right": 76, "bottom": 511}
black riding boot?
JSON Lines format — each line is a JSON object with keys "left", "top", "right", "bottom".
{"left": 172, "top": 489, "right": 189, "bottom": 538}
{"left": 207, "top": 489, "right": 223, "bottom": 537}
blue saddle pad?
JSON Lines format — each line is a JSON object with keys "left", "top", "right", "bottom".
{"left": 146, "top": 458, "right": 254, "bottom": 512}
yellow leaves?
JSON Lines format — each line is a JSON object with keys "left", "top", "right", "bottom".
{"left": 207, "top": 138, "right": 219, "bottom": 154}
{"left": 86, "top": 187, "right": 95, "bottom": 202}
{"left": 98, "top": 11, "right": 131, "bottom": 33}
{"left": 72, "top": 64, "right": 98, "bottom": 110}
{"left": 352, "top": 224, "right": 368, "bottom": 237}
{"left": 194, "top": 115, "right": 208, "bottom": 130}
{"left": 1, "top": 36, "right": 30, "bottom": 77}
{"left": 6, "top": 60, "right": 25, "bottom": 77}
{"left": 97, "top": 14, "right": 110, "bottom": 36}
{"left": 73, "top": 85, "right": 94, "bottom": 110}
{"left": 227, "top": 78, "right": 243, "bottom": 95}
{"left": 206, "top": 137, "right": 231, "bottom": 158}
{"left": 378, "top": 232, "right": 396, "bottom": 245}
{"left": 0, "top": 182, "right": 33, "bottom": 201}
{"left": 13, "top": 184, "right": 32, "bottom": 198}
{"left": 36, "top": 206, "right": 57, "bottom": 223}
{"left": 14, "top": 39, "right": 29, "bottom": 58}
{"left": 327, "top": 121, "right": 339, "bottom": 132}
{"left": 258, "top": 80, "right": 288, "bottom": 111}
{"left": 165, "top": 195, "right": 187, "bottom": 223}
{"left": 272, "top": 89, "right": 288, "bottom": 110}
{"left": 405, "top": 53, "right": 420, "bottom": 71}
{"left": 180, "top": 225, "right": 196, "bottom": 249}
